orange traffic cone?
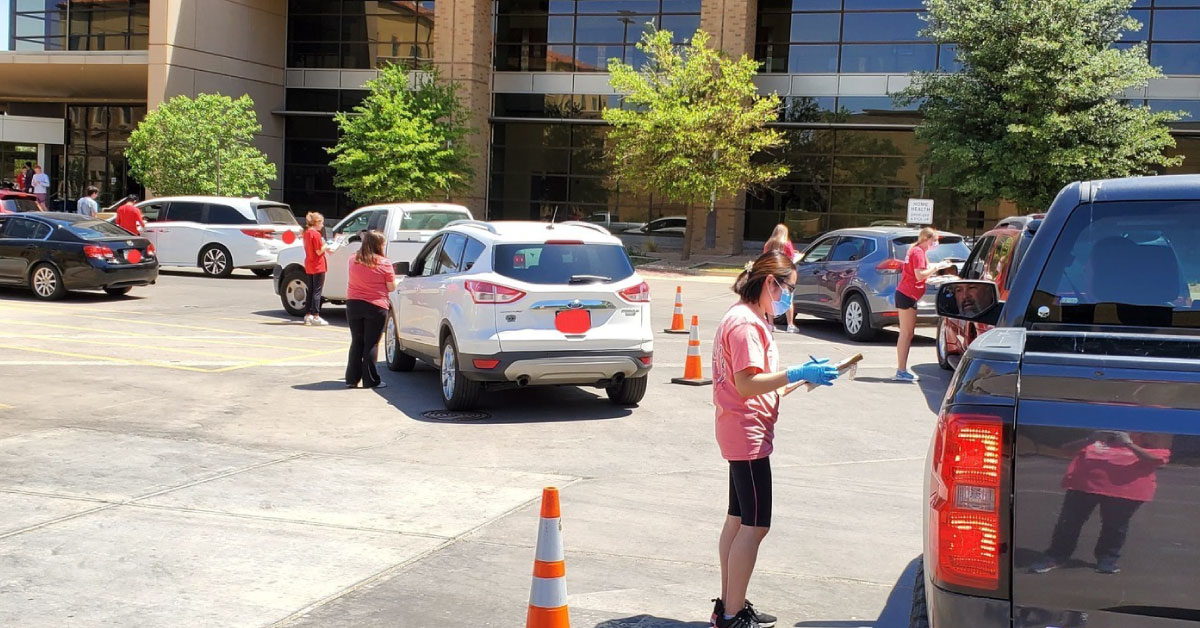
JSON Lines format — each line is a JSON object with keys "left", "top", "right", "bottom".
{"left": 663, "top": 286, "right": 688, "bottom": 334}
{"left": 527, "top": 487, "right": 570, "bottom": 628}
{"left": 671, "top": 316, "right": 712, "bottom": 386}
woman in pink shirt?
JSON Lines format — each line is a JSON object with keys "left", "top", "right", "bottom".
{"left": 708, "top": 250, "right": 840, "bottom": 628}
{"left": 345, "top": 230, "right": 396, "bottom": 389}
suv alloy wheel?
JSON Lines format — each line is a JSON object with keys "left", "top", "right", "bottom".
{"left": 385, "top": 315, "right": 416, "bottom": 372}
{"left": 440, "top": 335, "right": 482, "bottom": 410}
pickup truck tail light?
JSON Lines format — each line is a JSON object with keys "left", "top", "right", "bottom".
{"left": 876, "top": 258, "right": 904, "bottom": 274}
{"left": 618, "top": 281, "right": 650, "bottom": 303}
{"left": 930, "top": 411, "right": 1004, "bottom": 592}
{"left": 464, "top": 280, "right": 525, "bottom": 304}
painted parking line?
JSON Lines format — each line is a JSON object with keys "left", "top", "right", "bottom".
{"left": 0, "top": 334, "right": 286, "bottom": 362}
{"left": 0, "top": 343, "right": 216, "bottom": 373}
{"left": 0, "top": 320, "right": 322, "bottom": 354}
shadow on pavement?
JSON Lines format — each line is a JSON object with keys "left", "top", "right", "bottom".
{"left": 292, "top": 380, "right": 350, "bottom": 391}
{"left": 792, "top": 317, "right": 935, "bottom": 347}
{"left": 0, "top": 288, "right": 149, "bottom": 303}
{"left": 159, "top": 269, "right": 267, "bottom": 280}
{"left": 594, "top": 616, "right": 709, "bottom": 628}
{"left": 911, "top": 364, "right": 953, "bottom": 414}
{"left": 794, "top": 556, "right": 920, "bottom": 628}
{"left": 248, "top": 309, "right": 350, "bottom": 328}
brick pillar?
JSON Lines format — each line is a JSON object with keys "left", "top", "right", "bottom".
{"left": 433, "top": 0, "right": 491, "bottom": 216}
{"left": 694, "top": 0, "right": 758, "bottom": 256}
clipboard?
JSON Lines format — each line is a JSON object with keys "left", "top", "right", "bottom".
{"left": 782, "top": 353, "right": 864, "bottom": 396}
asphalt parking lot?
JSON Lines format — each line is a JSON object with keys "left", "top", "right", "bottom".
{"left": 0, "top": 269, "right": 950, "bottom": 628}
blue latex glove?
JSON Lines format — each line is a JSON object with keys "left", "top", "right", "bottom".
{"left": 786, "top": 356, "right": 840, "bottom": 386}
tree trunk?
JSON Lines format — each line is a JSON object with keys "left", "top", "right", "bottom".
{"left": 681, "top": 206, "right": 695, "bottom": 261}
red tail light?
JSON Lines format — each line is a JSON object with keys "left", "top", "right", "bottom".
{"left": 83, "top": 244, "right": 115, "bottom": 261}
{"left": 147, "top": 243, "right": 156, "bottom": 257}
{"left": 876, "top": 258, "right": 904, "bottom": 273}
{"left": 618, "top": 281, "right": 650, "bottom": 303}
{"left": 638, "top": 356, "right": 652, "bottom": 366}
{"left": 464, "top": 280, "right": 525, "bottom": 304}
{"left": 241, "top": 228, "right": 275, "bottom": 239}
{"left": 930, "top": 412, "right": 1004, "bottom": 591}
{"left": 472, "top": 359, "right": 500, "bottom": 369}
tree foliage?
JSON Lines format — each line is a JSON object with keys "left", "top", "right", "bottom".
{"left": 605, "top": 28, "right": 787, "bottom": 258}
{"left": 127, "top": 93, "right": 276, "bottom": 198}
{"left": 328, "top": 64, "right": 474, "bottom": 204}
{"left": 898, "top": 0, "right": 1182, "bottom": 211}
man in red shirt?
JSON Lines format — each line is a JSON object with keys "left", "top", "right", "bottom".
{"left": 114, "top": 194, "right": 145, "bottom": 235}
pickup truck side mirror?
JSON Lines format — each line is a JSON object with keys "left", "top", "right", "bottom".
{"left": 936, "top": 280, "right": 1002, "bottom": 326}
{"left": 393, "top": 261, "right": 411, "bottom": 276}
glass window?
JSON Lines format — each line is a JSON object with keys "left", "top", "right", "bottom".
{"left": 830, "top": 236, "right": 875, "bottom": 262}
{"left": 893, "top": 235, "right": 970, "bottom": 264}
{"left": 140, "top": 202, "right": 166, "bottom": 222}
{"left": 0, "top": 198, "right": 41, "bottom": 213}
{"left": 960, "top": 235, "right": 995, "bottom": 280}
{"left": 435, "top": 233, "right": 468, "bottom": 274}
{"left": 1151, "top": 44, "right": 1200, "bottom": 74}
{"left": 1029, "top": 201, "right": 1200, "bottom": 328}
{"left": 1154, "top": 0, "right": 1200, "bottom": 7}
{"left": 789, "top": 44, "right": 841, "bottom": 72}
{"left": 418, "top": 235, "right": 444, "bottom": 277}
{"left": 801, "top": 237, "right": 836, "bottom": 263}
{"left": 937, "top": 43, "right": 962, "bottom": 72}
{"left": 462, "top": 237, "right": 487, "bottom": 271}
{"left": 840, "top": 43, "right": 936, "bottom": 72}
{"left": 844, "top": 0, "right": 925, "bottom": 8}
{"left": 66, "top": 220, "right": 132, "bottom": 240}
{"left": 787, "top": 13, "right": 841, "bottom": 42}
{"left": 1151, "top": 9, "right": 1200, "bottom": 41}
{"left": 334, "top": 210, "right": 374, "bottom": 236}
{"left": 493, "top": 243, "right": 634, "bottom": 284}
{"left": 1125, "top": 9, "right": 1150, "bottom": 42}
{"left": 399, "top": 211, "right": 469, "bottom": 230}
{"left": 983, "top": 233, "right": 1015, "bottom": 283}
{"left": 256, "top": 205, "right": 298, "bottom": 225}
{"left": 841, "top": 12, "right": 925, "bottom": 42}
{"left": 4, "top": 218, "right": 51, "bottom": 240}
{"left": 206, "top": 204, "right": 253, "bottom": 225}
{"left": 165, "top": 202, "right": 204, "bottom": 223}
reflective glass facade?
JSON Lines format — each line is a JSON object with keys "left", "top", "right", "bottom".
{"left": 64, "top": 105, "right": 146, "bottom": 205}
{"left": 9, "top": 0, "right": 149, "bottom": 51}
{"left": 288, "top": 0, "right": 436, "bottom": 69}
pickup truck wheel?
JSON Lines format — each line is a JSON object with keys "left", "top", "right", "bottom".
{"left": 385, "top": 315, "right": 416, "bottom": 372}
{"left": 440, "top": 336, "right": 482, "bottom": 411}
{"left": 843, "top": 294, "right": 877, "bottom": 342}
{"left": 199, "top": 244, "right": 233, "bottom": 278}
{"left": 908, "top": 558, "right": 930, "bottom": 628}
{"left": 280, "top": 268, "right": 309, "bottom": 317}
{"left": 606, "top": 375, "right": 648, "bottom": 406}
{"left": 251, "top": 268, "right": 273, "bottom": 278}
{"left": 936, "top": 319, "right": 953, "bottom": 370}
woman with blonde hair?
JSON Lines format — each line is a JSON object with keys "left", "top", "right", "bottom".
{"left": 762, "top": 224, "right": 797, "bottom": 333}
{"left": 894, "top": 227, "right": 952, "bottom": 382}
{"left": 345, "top": 230, "right": 396, "bottom": 388}
{"left": 303, "top": 212, "right": 330, "bottom": 326}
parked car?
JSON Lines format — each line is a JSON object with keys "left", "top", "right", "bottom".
{"left": 584, "top": 211, "right": 644, "bottom": 234}
{"left": 0, "top": 189, "right": 42, "bottom": 213}
{"left": 624, "top": 216, "right": 686, "bottom": 237}
{"left": 133, "top": 196, "right": 300, "bottom": 278}
{"left": 935, "top": 215, "right": 1044, "bottom": 370}
{"left": 273, "top": 203, "right": 473, "bottom": 317}
{"left": 385, "top": 220, "right": 653, "bottom": 410}
{"left": 0, "top": 212, "right": 157, "bottom": 300}
{"left": 789, "top": 227, "right": 970, "bottom": 341}
{"left": 911, "top": 175, "right": 1200, "bottom": 628}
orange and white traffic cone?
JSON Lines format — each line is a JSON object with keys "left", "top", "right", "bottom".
{"left": 527, "top": 487, "right": 570, "bottom": 628}
{"left": 663, "top": 286, "right": 688, "bottom": 334}
{"left": 671, "top": 316, "right": 712, "bottom": 386}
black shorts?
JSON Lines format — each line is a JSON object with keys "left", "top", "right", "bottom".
{"left": 895, "top": 290, "right": 918, "bottom": 310}
{"left": 728, "top": 457, "right": 772, "bottom": 528}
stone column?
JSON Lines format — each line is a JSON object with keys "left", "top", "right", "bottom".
{"left": 432, "top": 0, "right": 492, "bottom": 216}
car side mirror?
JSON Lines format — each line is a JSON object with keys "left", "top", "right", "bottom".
{"left": 393, "top": 261, "right": 411, "bottom": 276}
{"left": 936, "top": 280, "right": 1001, "bottom": 325}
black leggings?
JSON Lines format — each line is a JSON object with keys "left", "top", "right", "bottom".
{"left": 728, "top": 457, "right": 772, "bottom": 528}
{"left": 307, "top": 272, "right": 324, "bottom": 316}
{"left": 346, "top": 299, "right": 388, "bottom": 387}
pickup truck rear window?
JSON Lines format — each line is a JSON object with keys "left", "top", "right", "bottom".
{"left": 400, "top": 211, "right": 470, "bottom": 230}
{"left": 1029, "top": 201, "right": 1200, "bottom": 328}
{"left": 493, "top": 243, "right": 634, "bottom": 285}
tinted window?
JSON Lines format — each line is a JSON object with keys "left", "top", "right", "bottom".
{"left": 66, "top": 220, "right": 133, "bottom": 239}
{"left": 493, "top": 243, "right": 634, "bottom": 284}
{"left": 400, "top": 211, "right": 470, "bottom": 230}
{"left": 462, "top": 237, "right": 486, "bottom": 271}
{"left": 435, "top": 233, "right": 468, "bottom": 275}
{"left": 983, "top": 234, "right": 1016, "bottom": 283}
{"left": 830, "top": 236, "right": 875, "bottom": 262}
{"left": 841, "top": 12, "right": 925, "bottom": 42}
{"left": 334, "top": 211, "right": 373, "bottom": 236}
{"left": 1, "top": 198, "right": 40, "bottom": 213}
{"left": 802, "top": 237, "right": 836, "bottom": 263}
{"left": 893, "top": 235, "right": 970, "bottom": 264}
{"left": 1029, "top": 201, "right": 1200, "bottom": 329}
{"left": 368, "top": 211, "right": 389, "bottom": 231}
{"left": 419, "top": 235, "right": 444, "bottom": 277}
{"left": 960, "top": 235, "right": 994, "bottom": 280}
{"left": 5, "top": 218, "right": 51, "bottom": 239}
{"left": 840, "top": 44, "right": 936, "bottom": 72}
{"left": 140, "top": 203, "right": 165, "bottom": 221}
{"left": 166, "top": 202, "right": 204, "bottom": 222}
{"left": 255, "top": 204, "right": 298, "bottom": 225}
{"left": 206, "top": 204, "right": 253, "bottom": 225}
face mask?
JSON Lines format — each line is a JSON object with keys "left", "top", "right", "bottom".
{"left": 771, "top": 278, "right": 792, "bottom": 317}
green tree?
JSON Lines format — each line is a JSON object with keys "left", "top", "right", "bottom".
{"left": 605, "top": 28, "right": 787, "bottom": 259}
{"left": 328, "top": 64, "right": 474, "bottom": 204}
{"left": 898, "top": 0, "right": 1182, "bottom": 211}
{"left": 126, "top": 93, "right": 276, "bottom": 198}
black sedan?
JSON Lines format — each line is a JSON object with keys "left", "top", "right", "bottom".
{"left": 0, "top": 212, "right": 158, "bottom": 300}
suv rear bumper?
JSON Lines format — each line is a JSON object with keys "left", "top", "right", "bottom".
{"left": 927, "top": 581, "right": 1009, "bottom": 627}
{"left": 458, "top": 349, "right": 652, "bottom": 385}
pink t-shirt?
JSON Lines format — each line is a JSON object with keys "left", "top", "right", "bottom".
{"left": 347, "top": 256, "right": 395, "bottom": 310}
{"left": 712, "top": 302, "right": 780, "bottom": 461}
{"left": 1062, "top": 442, "right": 1170, "bottom": 502}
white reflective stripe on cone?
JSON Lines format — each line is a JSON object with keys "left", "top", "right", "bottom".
{"left": 534, "top": 517, "right": 564, "bottom": 562}
{"left": 529, "top": 576, "right": 569, "bottom": 609}
{"left": 687, "top": 345, "right": 701, "bottom": 356}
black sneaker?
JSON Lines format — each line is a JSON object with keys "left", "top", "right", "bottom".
{"left": 710, "top": 598, "right": 725, "bottom": 626}
{"left": 744, "top": 601, "right": 776, "bottom": 628}
{"left": 714, "top": 609, "right": 760, "bottom": 628}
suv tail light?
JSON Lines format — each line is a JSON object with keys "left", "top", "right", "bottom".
{"left": 618, "top": 281, "right": 650, "bottom": 303}
{"left": 84, "top": 244, "right": 115, "bottom": 261}
{"left": 930, "top": 411, "right": 1005, "bottom": 592}
{"left": 241, "top": 228, "right": 275, "bottom": 239}
{"left": 464, "top": 280, "right": 525, "bottom": 304}
{"left": 876, "top": 258, "right": 904, "bottom": 274}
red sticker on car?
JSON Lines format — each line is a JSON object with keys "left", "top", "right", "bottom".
{"left": 282, "top": 230, "right": 297, "bottom": 244}
{"left": 125, "top": 249, "right": 142, "bottom": 264}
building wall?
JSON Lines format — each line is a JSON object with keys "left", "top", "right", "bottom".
{"left": 148, "top": 0, "right": 288, "bottom": 199}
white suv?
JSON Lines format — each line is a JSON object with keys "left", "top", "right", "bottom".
{"left": 384, "top": 220, "right": 653, "bottom": 410}
{"left": 136, "top": 196, "right": 301, "bottom": 277}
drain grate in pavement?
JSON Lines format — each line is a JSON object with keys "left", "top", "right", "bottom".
{"left": 421, "top": 410, "right": 491, "bottom": 422}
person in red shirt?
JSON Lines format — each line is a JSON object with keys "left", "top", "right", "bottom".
{"left": 345, "top": 230, "right": 396, "bottom": 389}
{"left": 114, "top": 194, "right": 145, "bottom": 235}
{"left": 893, "top": 227, "right": 951, "bottom": 382}
{"left": 762, "top": 224, "right": 798, "bottom": 333}
{"left": 302, "top": 212, "right": 330, "bottom": 326}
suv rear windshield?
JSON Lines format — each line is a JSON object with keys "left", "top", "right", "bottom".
{"left": 66, "top": 220, "right": 135, "bottom": 239}
{"left": 255, "top": 204, "right": 297, "bottom": 225}
{"left": 493, "top": 243, "right": 634, "bottom": 284}
{"left": 892, "top": 235, "right": 971, "bottom": 263}
{"left": 1, "top": 198, "right": 41, "bottom": 213}
{"left": 1029, "top": 201, "right": 1200, "bottom": 329}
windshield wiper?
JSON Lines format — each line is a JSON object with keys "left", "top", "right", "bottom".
{"left": 568, "top": 274, "right": 611, "bottom": 284}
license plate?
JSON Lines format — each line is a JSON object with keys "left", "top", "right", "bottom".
{"left": 555, "top": 309, "right": 591, "bottom": 334}
{"left": 123, "top": 249, "right": 143, "bottom": 263}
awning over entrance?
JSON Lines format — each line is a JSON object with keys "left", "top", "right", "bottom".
{"left": 0, "top": 51, "right": 148, "bottom": 102}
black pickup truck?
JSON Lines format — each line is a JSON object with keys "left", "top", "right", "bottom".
{"left": 909, "top": 175, "right": 1200, "bottom": 628}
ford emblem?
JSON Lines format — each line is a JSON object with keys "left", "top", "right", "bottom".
{"left": 568, "top": 299, "right": 583, "bottom": 309}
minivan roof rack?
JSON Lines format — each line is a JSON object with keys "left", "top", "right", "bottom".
{"left": 556, "top": 221, "right": 610, "bottom": 235}
{"left": 445, "top": 219, "right": 498, "bottom": 234}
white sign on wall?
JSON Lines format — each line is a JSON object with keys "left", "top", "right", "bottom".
{"left": 906, "top": 198, "right": 934, "bottom": 225}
